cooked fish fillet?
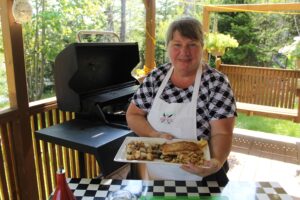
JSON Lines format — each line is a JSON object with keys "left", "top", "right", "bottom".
{"left": 161, "top": 141, "right": 200, "bottom": 154}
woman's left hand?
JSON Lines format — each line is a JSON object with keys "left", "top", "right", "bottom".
{"left": 180, "top": 158, "right": 221, "bottom": 177}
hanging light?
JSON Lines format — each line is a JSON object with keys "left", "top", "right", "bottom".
{"left": 12, "top": 0, "right": 33, "bottom": 24}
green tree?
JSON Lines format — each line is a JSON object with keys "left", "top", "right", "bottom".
{"left": 0, "top": 26, "right": 8, "bottom": 108}
{"left": 218, "top": 12, "right": 259, "bottom": 65}
{"left": 252, "top": 13, "right": 299, "bottom": 68}
{"left": 120, "top": 0, "right": 126, "bottom": 42}
{"left": 216, "top": 9, "right": 299, "bottom": 69}
{"left": 23, "top": 0, "right": 107, "bottom": 101}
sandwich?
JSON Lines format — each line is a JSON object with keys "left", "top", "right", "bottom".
{"left": 160, "top": 140, "right": 208, "bottom": 166}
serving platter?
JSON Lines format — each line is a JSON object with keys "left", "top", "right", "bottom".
{"left": 114, "top": 136, "right": 210, "bottom": 166}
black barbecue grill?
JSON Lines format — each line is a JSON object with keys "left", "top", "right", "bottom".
{"left": 54, "top": 42, "right": 140, "bottom": 127}
{"left": 35, "top": 42, "right": 140, "bottom": 177}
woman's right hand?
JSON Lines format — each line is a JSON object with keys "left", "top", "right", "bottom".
{"left": 181, "top": 158, "right": 221, "bottom": 177}
{"left": 159, "top": 133, "right": 174, "bottom": 140}
{"left": 151, "top": 130, "right": 174, "bottom": 140}
{"left": 126, "top": 103, "right": 174, "bottom": 139}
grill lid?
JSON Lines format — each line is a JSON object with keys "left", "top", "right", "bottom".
{"left": 54, "top": 42, "right": 140, "bottom": 113}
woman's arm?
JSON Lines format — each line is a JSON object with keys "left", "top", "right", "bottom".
{"left": 209, "top": 116, "right": 235, "bottom": 169}
{"left": 126, "top": 102, "right": 174, "bottom": 139}
{"left": 181, "top": 116, "right": 235, "bottom": 177}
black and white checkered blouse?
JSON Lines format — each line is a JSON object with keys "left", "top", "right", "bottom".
{"left": 132, "top": 63, "right": 237, "bottom": 139}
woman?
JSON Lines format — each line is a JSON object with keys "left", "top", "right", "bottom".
{"left": 126, "top": 17, "right": 236, "bottom": 182}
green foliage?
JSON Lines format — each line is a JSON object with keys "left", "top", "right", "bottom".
{"left": 0, "top": 25, "right": 8, "bottom": 109}
{"left": 0, "top": 68, "right": 8, "bottom": 96}
{"left": 217, "top": 12, "right": 299, "bottom": 69}
{"left": 249, "top": 13, "right": 298, "bottom": 68}
{"left": 0, "top": 26, "right": 3, "bottom": 54}
{"left": 291, "top": 42, "right": 300, "bottom": 59}
{"left": 217, "top": 12, "right": 260, "bottom": 65}
{"left": 23, "top": 0, "right": 109, "bottom": 101}
{"left": 0, "top": 59, "right": 9, "bottom": 109}
{"left": 236, "top": 113, "right": 300, "bottom": 138}
{"left": 2, "top": 0, "right": 299, "bottom": 105}
{"left": 155, "top": 20, "right": 170, "bottom": 65}
{"left": 204, "top": 32, "right": 239, "bottom": 56}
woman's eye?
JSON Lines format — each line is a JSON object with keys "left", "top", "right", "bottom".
{"left": 173, "top": 44, "right": 181, "bottom": 48}
{"left": 189, "top": 43, "right": 197, "bottom": 48}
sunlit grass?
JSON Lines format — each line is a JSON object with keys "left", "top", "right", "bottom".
{"left": 236, "top": 112, "right": 300, "bottom": 138}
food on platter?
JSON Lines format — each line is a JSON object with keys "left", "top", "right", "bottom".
{"left": 198, "top": 139, "right": 208, "bottom": 148}
{"left": 126, "top": 141, "right": 162, "bottom": 161}
{"left": 161, "top": 141, "right": 201, "bottom": 153}
{"left": 124, "top": 138, "right": 208, "bottom": 166}
{"left": 160, "top": 140, "right": 208, "bottom": 166}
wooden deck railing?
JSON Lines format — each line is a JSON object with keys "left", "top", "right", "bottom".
{"left": 216, "top": 60, "right": 300, "bottom": 123}
{"left": 0, "top": 97, "right": 100, "bottom": 200}
{"left": 0, "top": 111, "right": 19, "bottom": 200}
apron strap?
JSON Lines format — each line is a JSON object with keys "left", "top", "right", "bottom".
{"left": 191, "top": 65, "right": 202, "bottom": 103}
{"left": 153, "top": 67, "right": 173, "bottom": 103}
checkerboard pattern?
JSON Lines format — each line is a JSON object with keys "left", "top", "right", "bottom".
{"left": 65, "top": 178, "right": 292, "bottom": 200}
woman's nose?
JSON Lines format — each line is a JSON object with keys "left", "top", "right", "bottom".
{"left": 180, "top": 46, "right": 191, "bottom": 56}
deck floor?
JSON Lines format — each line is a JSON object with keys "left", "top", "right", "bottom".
{"left": 228, "top": 128, "right": 300, "bottom": 199}
{"left": 111, "top": 128, "right": 300, "bottom": 199}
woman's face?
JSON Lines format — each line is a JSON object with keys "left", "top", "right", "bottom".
{"left": 168, "top": 30, "right": 202, "bottom": 74}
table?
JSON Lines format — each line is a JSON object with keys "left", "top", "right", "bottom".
{"left": 62, "top": 178, "right": 292, "bottom": 200}
{"left": 35, "top": 119, "right": 134, "bottom": 177}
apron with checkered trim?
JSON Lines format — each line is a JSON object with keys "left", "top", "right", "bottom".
{"left": 146, "top": 65, "right": 202, "bottom": 180}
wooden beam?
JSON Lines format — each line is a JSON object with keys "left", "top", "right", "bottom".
{"left": 0, "top": 0, "right": 38, "bottom": 199}
{"left": 144, "top": 0, "right": 156, "bottom": 74}
{"left": 202, "top": 6, "right": 210, "bottom": 62}
{"left": 204, "top": 3, "right": 300, "bottom": 13}
{"left": 1, "top": 0, "right": 17, "bottom": 108}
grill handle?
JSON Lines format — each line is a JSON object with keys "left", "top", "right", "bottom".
{"left": 96, "top": 104, "right": 129, "bottom": 130}
{"left": 76, "top": 30, "right": 120, "bottom": 43}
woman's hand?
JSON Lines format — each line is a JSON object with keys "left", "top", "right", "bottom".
{"left": 180, "top": 158, "right": 221, "bottom": 177}
{"left": 158, "top": 132, "right": 174, "bottom": 140}
{"left": 150, "top": 130, "right": 174, "bottom": 140}
{"left": 126, "top": 103, "right": 175, "bottom": 139}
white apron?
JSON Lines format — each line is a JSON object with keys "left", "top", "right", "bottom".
{"left": 146, "top": 65, "right": 202, "bottom": 180}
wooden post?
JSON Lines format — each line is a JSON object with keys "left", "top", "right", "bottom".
{"left": 202, "top": 6, "right": 210, "bottom": 63}
{"left": 0, "top": 0, "right": 38, "bottom": 199}
{"left": 143, "top": 0, "right": 156, "bottom": 74}
{"left": 215, "top": 57, "right": 222, "bottom": 70}
{"left": 296, "top": 87, "right": 300, "bottom": 123}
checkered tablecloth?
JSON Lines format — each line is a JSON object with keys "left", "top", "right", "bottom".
{"left": 65, "top": 178, "right": 292, "bottom": 200}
